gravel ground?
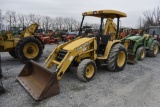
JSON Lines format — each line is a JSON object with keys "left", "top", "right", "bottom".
{"left": 1, "top": 44, "right": 160, "bottom": 107}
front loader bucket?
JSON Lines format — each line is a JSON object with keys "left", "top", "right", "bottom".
{"left": 127, "top": 54, "right": 137, "bottom": 64}
{"left": 17, "top": 60, "right": 60, "bottom": 100}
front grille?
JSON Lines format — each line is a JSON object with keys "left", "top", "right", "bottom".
{"left": 56, "top": 49, "right": 68, "bottom": 62}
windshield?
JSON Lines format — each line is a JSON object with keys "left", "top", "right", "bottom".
{"left": 79, "top": 16, "right": 109, "bottom": 36}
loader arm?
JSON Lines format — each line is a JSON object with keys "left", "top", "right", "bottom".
{"left": 20, "top": 23, "right": 39, "bottom": 38}
{"left": 104, "top": 18, "right": 117, "bottom": 40}
{"left": 44, "top": 37, "right": 97, "bottom": 80}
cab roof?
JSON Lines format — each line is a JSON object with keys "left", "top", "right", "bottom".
{"left": 82, "top": 10, "right": 127, "bottom": 18}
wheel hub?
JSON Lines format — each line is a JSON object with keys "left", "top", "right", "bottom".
{"left": 23, "top": 43, "right": 39, "bottom": 59}
{"left": 27, "top": 47, "right": 34, "bottom": 54}
{"left": 85, "top": 64, "right": 94, "bottom": 78}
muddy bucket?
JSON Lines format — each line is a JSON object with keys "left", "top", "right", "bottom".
{"left": 17, "top": 60, "right": 60, "bottom": 100}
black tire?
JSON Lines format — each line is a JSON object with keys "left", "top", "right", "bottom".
{"left": 136, "top": 47, "right": 146, "bottom": 60}
{"left": 77, "top": 59, "right": 96, "bottom": 82}
{"left": 15, "top": 36, "right": 43, "bottom": 63}
{"left": 8, "top": 49, "right": 17, "bottom": 58}
{"left": 106, "top": 43, "right": 127, "bottom": 71}
{"left": 147, "top": 40, "right": 159, "bottom": 57}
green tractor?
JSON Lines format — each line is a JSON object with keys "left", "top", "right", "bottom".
{"left": 121, "top": 34, "right": 159, "bottom": 63}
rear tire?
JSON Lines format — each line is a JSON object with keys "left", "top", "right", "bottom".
{"left": 77, "top": 59, "right": 96, "bottom": 82}
{"left": 147, "top": 40, "right": 159, "bottom": 57}
{"left": 136, "top": 47, "right": 146, "bottom": 60}
{"left": 106, "top": 43, "right": 127, "bottom": 71}
{"left": 15, "top": 36, "right": 43, "bottom": 63}
{"left": 9, "top": 49, "right": 17, "bottom": 58}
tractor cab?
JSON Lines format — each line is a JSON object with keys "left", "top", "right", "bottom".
{"left": 78, "top": 10, "right": 127, "bottom": 54}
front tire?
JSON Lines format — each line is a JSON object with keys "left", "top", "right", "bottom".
{"left": 136, "top": 47, "right": 146, "bottom": 60}
{"left": 15, "top": 36, "right": 43, "bottom": 63}
{"left": 77, "top": 59, "right": 96, "bottom": 82}
{"left": 106, "top": 43, "right": 127, "bottom": 71}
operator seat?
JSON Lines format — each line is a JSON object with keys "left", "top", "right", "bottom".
{"left": 97, "top": 35, "right": 111, "bottom": 54}
{"left": 100, "top": 35, "right": 111, "bottom": 45}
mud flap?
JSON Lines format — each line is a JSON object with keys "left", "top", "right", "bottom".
{"left": 17, "top": 60, "right": 60, "bottom": 100}
{"left": 127, "top": 54, "right": 137, "bottom": 64}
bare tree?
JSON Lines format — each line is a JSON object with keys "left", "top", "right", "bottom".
{"left": 18, "top": 14, "right": 25, "bottom": 27}
{"left": 50, "top": 20, "right": 56, "bottom": 30}
{"left": 24, "top": 15, "right": 30, "bottom": 27}
{"left": 41, "top": 16, "right": 53, "bottom": 31}
{"left": 68, "top": 18, "right": 77, "bottom": 31}
{"left": 5, "top": 10, "right": 17, "bottom": 29}
{"left": 54, "top": 17, "right": 64, "bottom": 30}
{"left": 0, "top": 9, "right": 4, "bottom": 30}
{"left": 138, "top": 6, "right": 160, "bottom": 29}
{"left": 90, "top": 23, "right": 99, "bottom": 30}
{"left": 63, "top": 18, "right": 70, "bottom": 30}
{"left": 35, "top": 15, "right": 41, "bottom": 24}
{"left": 137, "top": 17, "right": 143, "bottom": 29}
{"left": 28, "top": 13, "right": 36, "bottom": 23}
{"left": 74, "top": 21, "right": 81, "bottom": 30}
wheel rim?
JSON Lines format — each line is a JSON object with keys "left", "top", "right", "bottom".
{"left": 154, "top": 44, "right": 159, "bottom": 55}
{"left": 85, "top": 64, "right": 94, "bottom": 78}
{"left": 23, "top": 43, "right": 39, "bottom": 59}
{"left": 141, "top": 50, "right": 145, "bottom": 59}
{"left": 117, "top": 51, "right": 126, "bottom": 67}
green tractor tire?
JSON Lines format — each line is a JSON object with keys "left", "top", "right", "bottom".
{"left": 15, "top": 36, "right": 43, "bottom": 63}
{"left": 147, "top": 40, "right": 159, "bottom": 57}
{"left": 136, "top": 47, "right": 146, "bottom": 60}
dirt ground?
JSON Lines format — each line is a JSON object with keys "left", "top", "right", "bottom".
{"left": 1, "top": 44, "right": 160, "bottom": 107}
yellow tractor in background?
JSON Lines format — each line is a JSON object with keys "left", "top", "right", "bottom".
{"left": 17, "top": 10, "right": 127, "bottom": 100}
{"left": 0, "top": 23, "right": 44, "bottom": 63}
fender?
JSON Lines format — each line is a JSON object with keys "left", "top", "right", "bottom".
{"left": 97, "top": 40, "right": 121, "bottom": 59}
{"left": 147, "top": 37, "right": 155, "bottom": 49}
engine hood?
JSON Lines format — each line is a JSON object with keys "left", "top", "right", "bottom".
{"left": 63, "top": 37, "right": 93, "bottom": 50}
{"left": 126, "top": 35, "right": 142, "bottom": 41}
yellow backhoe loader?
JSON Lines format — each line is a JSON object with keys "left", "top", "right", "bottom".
{"left": 0, "top": 23, "right": 44, "bottom": 63}
{"left": 17, "top": 10, "right": 127, "bottom": 100}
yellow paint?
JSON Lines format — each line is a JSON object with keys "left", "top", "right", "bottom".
{"left": 104, "top": 18, "right": 117, "bottom": 39}
{"left": 97, "top": 40, "right": 121, "bottom": 59}
{"left": 154, "top": 44, "right": 159, "bottom": 55}
{"left": 82, "top": 10, "right": 127, "bottom": 18}
{"left": 63, "top": 38, "right": 92, "bottom": 50}
{"left": 23, "top": 43, "right": 39, "bottom": 59}
{"left": 117, "top": 51, "right": 126, "bottom": 67}
{"left": 141, "top": 50, "right": 145, "bottom": 59}
{"left": 85, "top": 64, "right": 94, "bottom": 78}
{"left": 0, "top": 23, "right": 39, "bottom": 52}
{"left": 20, "top": 23, "right": 39, "bottom": 38}
{"left": 123, "top": 40, "right": 130, "bottom": 50}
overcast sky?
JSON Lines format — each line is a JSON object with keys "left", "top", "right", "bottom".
{"left": 0, "top": 0, "right": 160, "bottom": 28}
